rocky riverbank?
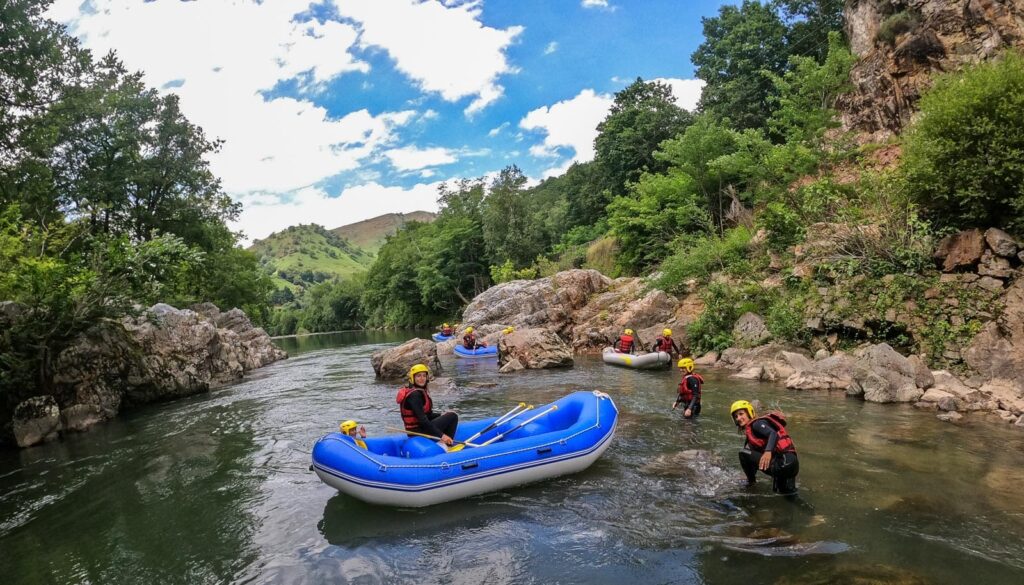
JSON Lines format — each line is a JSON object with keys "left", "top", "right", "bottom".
{"left": 437, "top": 226, "right": 1024, "bottom": 428}
{"left": 6, "top": 303, "right": 287, "bottom": 448}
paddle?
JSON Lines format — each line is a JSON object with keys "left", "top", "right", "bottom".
{"left": 383, "top": 426, "right": 481, "bottom": 452}
{"left": 477, "top": 405, "right": 559, "bottom": 447}
{"left": 461, "top": 402, "right": 531, "bottom": 445}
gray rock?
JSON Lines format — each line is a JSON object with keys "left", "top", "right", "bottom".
{"left": 733, "top": 312, "right": 771, "bottom": 347}
{"left": 695, "top": 351, "right": 719, "bottom": 366}
{"left": 498, "top": 358, "right": 526, "bottom": 374}
{"left": 497, "top": 328, "right": 573, "bottom": 370}
{"left": 907, "top": 355, "right": 934, "bottom": 389}
{"left": 977, "top": 250, "right": 1013, "bottom": 278}
{"left": 937, "top": 411, "right": 963, "bottom": 423}
{"left": 12, "top": 396, "right": 61, "bottom": 447}
{"left": 976, "top": 276, "right": 1005, "bottom": 291}
{"left": 371, "top": 338, "right": 442, "bottom": 381}
{"left": 60, "top": 404, "right": 107, "bottom": 432}
{"left": 984, "top": 227, "right": 1019, "bottom": 258}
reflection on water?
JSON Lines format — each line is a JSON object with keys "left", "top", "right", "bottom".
{"left": 1, "top": 331, "right": 1023, "bottom": 584}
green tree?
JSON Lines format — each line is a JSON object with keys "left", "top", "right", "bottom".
{"left": 593, "top": 78, "right": 694, "bottom": 196}
{"left": 482, "top": 165, "right": 539, "bottom": 266}
{"left": 902, "top": 51, "right": 1024, "bottom": 231}
{"left": 772, "top": 0, "right": 846, "bottom": 63}
{"left": 692, "top": 1, "right": 790, "bottom": 130}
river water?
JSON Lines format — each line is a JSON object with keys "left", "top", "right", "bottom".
{"left": 2, "top": 331, "right": 1024, "bottom": 584}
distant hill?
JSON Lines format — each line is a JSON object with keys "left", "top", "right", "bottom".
{"left": 331, "top": 211, "right": 436, "bottom": 254}
{"left": 249, "top": 224, "right": 374, "bottom": 291}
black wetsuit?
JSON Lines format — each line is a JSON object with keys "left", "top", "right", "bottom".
{"left": 672, "top": 375, "right": 702, "bottom": 417}
{"left": 739, "top": 418, "right": 799, "bottom": 495}
{"left": 402, "top": 388, "right": 458, "bottom": 439}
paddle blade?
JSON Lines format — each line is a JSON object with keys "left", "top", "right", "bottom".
{"left": 447, "top": 443, "right": 466, "bottom": 452}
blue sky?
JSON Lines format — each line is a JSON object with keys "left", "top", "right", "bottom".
{"left": 48, "top": 0, "right": 732, "bottom": 241}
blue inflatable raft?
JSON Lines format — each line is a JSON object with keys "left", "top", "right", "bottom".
{"left": 431, "top": 332, "right": 454, "bottom": 342}
{"left": 311, "top": 390, "right": 618, "bottom": 507}
{"left": 453, "top": 344, "right": 498, "bottom": 358}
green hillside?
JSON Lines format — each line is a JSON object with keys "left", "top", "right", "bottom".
{"left": 249, "top": 224, "right": 374, "bottom": 292}
{"left": 331, "top": 211, "right": 436, "bottom": 254}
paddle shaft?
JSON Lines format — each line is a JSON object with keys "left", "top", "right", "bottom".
{"left": 478, "top": 405, "right": 558, "bottom": 447}
{"left": 462, "top": 403, "right": 530, "bottom": 444}
{"left": 382, "top": 426, "right": 481, "bottom": 447}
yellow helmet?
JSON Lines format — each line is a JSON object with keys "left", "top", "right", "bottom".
{"left": 663, "top": 328, "right": 672, "bottom": 336}
{"left": 624, "top": 328, "right": 634, "bottom": 335}
{"left": 443, "top": 322, "right": 449, "bottom": 327}
{"left": 340, "top": 420, "right": 358, "bottom": 434}
{"left": 465, "top": 326, "right": 474, "bottom": 334}
{"left": 502, "top": 326, "right": 514, "bottom": 334}
{"left": 678, "top": 357, "right": 695, "bottom": 372}
{"left": 408, "top": 363, "right": 430, "bottom": 383}
{"left": 730, "top": 400, "right": 755, "bottom": 420}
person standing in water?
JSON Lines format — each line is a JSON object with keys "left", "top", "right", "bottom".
{"left": 671, "top": 357, "right": 703, "bottom": 418}
{"left": 730, "top": 400, "right": 799, "bottom": 495}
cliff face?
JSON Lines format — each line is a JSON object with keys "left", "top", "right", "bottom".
{"left": 840, "top": 0, "right": 1024, "bottom": 140}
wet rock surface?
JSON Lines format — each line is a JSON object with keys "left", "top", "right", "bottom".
{"left": 496, "top": 328, "right": 573, "bottom": 371}
{"left": 371, "top": 338, "right": 442, "bottom": 381}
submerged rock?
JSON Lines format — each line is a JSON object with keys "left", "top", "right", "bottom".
{"left": 12, "top": 396, "right": 61, "bottom": 448}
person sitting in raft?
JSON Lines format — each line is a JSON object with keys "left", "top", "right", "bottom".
{"left": 613, "top": 328, "right": 637, "bottom": 354}
{"left": 651, "top": 328, "right": 681, "bottom": 356}
{"left": 462, "top": 326, "right": 487, "bottom": 350}
{"left": 730, "top": 400, "right": 799, "bottom": 495}
{"left": 340, "top": 419, "right": 367, "bottom": 449}
{"left": 439, "top": 322, "right": 454, "bottom": 337}
{"left": 671, "top": 358, "right": 703, "bottom": 418}
{"left": 396, "top": 364, "right": 459, "bottom": 447}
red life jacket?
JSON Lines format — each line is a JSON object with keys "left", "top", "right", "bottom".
{"left": 617, "top": 335, "right": 634, "bottom": 353}
{"left": 655, "top": 336, "right": 674, "bottom": 352}
{"left": 744, "top": 413, "right": 796, "bottom": 455}
{"left": 677, "top": 373, "right": 704, "bottom": 402}
{"left": 441, "top": 326, "right": 453, "bottom": 336}
{"left": 396, "top": 386, "right": 431, "bottom": 431}
{"left": 463, "top": 333, "right": 477, "bottom": 349}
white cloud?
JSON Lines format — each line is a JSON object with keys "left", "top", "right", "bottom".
{"left": 488, "top": 122, "right": 510, "bottom": 137}
{"left": 654, "top": 77, "right": 706, "bottom": 112}
{"left": 544, "top": 41, "right": 559, "bottom": 55}
{"left": 46, "top": 0, "right": 418, "bottom": 194}
{"left": 332, "top": 0, "right": 523, "bottom": 115}
{"left": 519, "top": 89, "right": 614, "bottom": 163}
{"left": 582, "top": 0, "right": 612, "bottom": 9}
{"left": 235, "top": 182, "right": 443, "bottom": 242}
{"left": 384, "top": 146, "right": 458, "bottom": 171}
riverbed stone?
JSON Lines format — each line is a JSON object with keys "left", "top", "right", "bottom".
{"left": 60, "top": 404, "right": 108, "bottom": 432}
{"left": 937, "top": 411, "right": 963, "bottom": 423}
{"left": 12, "top": 396, "right": 61, "bottom": 447}
{"left": 371, "top": 338, "right": 442, "bottom": 381}
{"left": 695, "top": 351, "right": 719, "bottom": 366}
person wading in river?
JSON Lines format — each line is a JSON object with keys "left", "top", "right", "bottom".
{"left": 612, "top": 328, "right": 637, "bottom": 354}
{"left": 730, "top": 400, "right": 799, "bottom": 496}
{"left": 671, "top": 358, "right": 703, "bottom": 418}
{"left": 651, "top": 328, "right": 681, "bottom": 357}
{"left": 396, "top": 364, "right": 458, "bottom": 447}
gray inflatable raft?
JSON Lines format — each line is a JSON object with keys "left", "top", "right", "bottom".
{"left": 601, "top": 347, "right": 671, "bottom": 369}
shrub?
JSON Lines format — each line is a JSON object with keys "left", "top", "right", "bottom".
{"left": 875, "top": 11, "right": 919, "bottom": 47}
{"left": 902, "top": 50, "right": 1024, "bottom": 232}
{"left": 489, "top": 259, "right": 538, "bottom": 284}
{"left": 687, "top": 283, "right": 741, "bottom": 353}
{"left": 655, "top": 227, "right": 753, "bottom": 292}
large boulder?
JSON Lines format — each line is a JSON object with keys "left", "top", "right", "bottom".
{"left": 12, "top": 396, "right": 61, "bottom": 448}
{"left": 854, "top": 343, "right": 925, "bottom": 403}
{"left": 497, "top": 328, "right": 574, "bottom": 371}
{"left": 461, "top": 269, "right": 611, "bottom": 336}
{"left": 371, "top": 338, "right": 442, "bottom": 381}
{"left": 984, "top": 228, "right": 1019, "bottom": 258}
{"left": 570, "top": 277, "right": 686, "bottom": 351}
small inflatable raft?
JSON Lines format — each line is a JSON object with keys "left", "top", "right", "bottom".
{"left": 453, "top": 344, "right": 498, "bottom": 358}
{"left": 601, "top": 347, "right": 671, "bottom": 369}
{"left": 311, "top": 390, "right": 618, "bottom": 507}
{"left": 431, "top": 332, "right": 454, "bottom": 342}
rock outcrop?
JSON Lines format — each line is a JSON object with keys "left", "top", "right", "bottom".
{"left": 840, "top": 0, "right": 1024, "bottom": 140}
{"left": 460, "top": 270, "right": 701, "bottom": 353}
{"left": 371, "top": 338, "right": 442, "bottom": 381}
{"left": 7, "top": 303, "right": 286, "bottom": 447}
{"left": 497, "top": 328, "right": 574, "bottom": 373}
